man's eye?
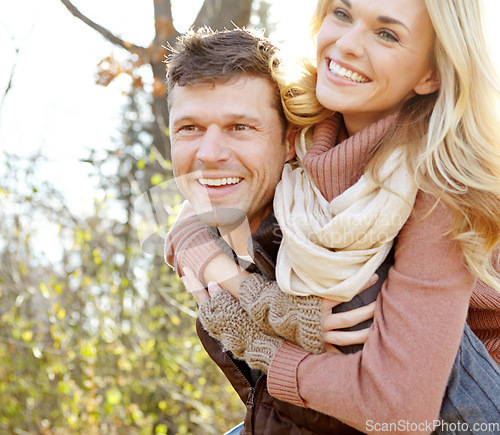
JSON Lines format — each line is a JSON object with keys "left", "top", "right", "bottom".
{"left": 177, "top": 125, "right": 199, "bottom": 132}
{"left": 233, "top": 124, "right": 251, "bottom": 131}
{"left": 174, "top": 124, "right": 200, "bottom": 134}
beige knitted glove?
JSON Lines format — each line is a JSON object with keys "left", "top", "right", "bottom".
{"left": 238, "top": 273, "right": 325, "bottom": 354}
{"left": 198, "top": 289, "right": 284, "bottom": 373}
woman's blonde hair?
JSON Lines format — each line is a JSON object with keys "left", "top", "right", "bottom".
{"left": 282, "top": 0, "right": 500, "bottom": 290}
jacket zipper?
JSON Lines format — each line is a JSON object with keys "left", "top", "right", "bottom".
{"left": 249, "top": 375, "right": 265, "bottom": 433}
{"left": 225, "top": 351, "right": 264, "bottom": 435}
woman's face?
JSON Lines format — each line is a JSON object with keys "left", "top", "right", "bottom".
{"left": 316, "top": 0, "right": 439, "bottom": 135}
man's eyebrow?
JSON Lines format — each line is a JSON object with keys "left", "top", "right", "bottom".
{"left": 171, "top": 114, "right": 262, "bottom": 125}
{"left": 170, "top": 115, "right": 195, "bottom": 125}
{"left": 225, "top": 114, "right": 261, "bottom": 123}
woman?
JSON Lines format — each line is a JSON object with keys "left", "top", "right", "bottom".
{"left": 172, "top": 0, "right": 500, "bottom": 432}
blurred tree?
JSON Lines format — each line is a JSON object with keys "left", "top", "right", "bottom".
{"left": 0, "top": 0, "right": 278, "bottom": 433}
{"left": 0, "top": 146, "right": 244, "bottom": 434}
{"left": 0, "top": 107, "right": 213, "bottom": 431}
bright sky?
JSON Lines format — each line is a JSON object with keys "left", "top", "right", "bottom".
{"left": 0, "top": 0, "right": 499, "bottom": 216}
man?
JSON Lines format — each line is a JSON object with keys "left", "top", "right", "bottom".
{"left": 167, "top": 27, "right": 294, "bottom": 278}
{"left": 164, "top": 28, "right": 367, "bottom": 434}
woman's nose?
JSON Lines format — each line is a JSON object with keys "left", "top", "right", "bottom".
{"left": 336, "top": 25, "right": 365, "bottom": 58}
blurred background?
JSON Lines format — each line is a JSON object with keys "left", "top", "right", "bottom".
{"left": 0, "top": 0, "right": 498, "bottom": 433}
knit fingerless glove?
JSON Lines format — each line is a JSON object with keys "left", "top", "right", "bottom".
{"left": 238, "top": 274, "right": 325, "bottom": 354}
{"left": 164, "top": 202, "right": 223, "bottom": 282}
{"left": 198, "top": 289, "right": 284, "bottom": 373}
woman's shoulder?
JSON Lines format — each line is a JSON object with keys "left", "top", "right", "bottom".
{"left": 394, "top": 190, "right": 470, "bottom": 280}
{"left": 408, "top": 190, "right": 453, "bottom": 226}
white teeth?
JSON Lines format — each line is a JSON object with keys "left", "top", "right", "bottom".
{"left": 329, "top": 60, "right": 369, "bottom": 83}
{"left": 198, "top": 177, "right": 242, "bottom": 187}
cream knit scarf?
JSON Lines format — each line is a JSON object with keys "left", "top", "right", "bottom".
{"left": 274, "top": 123, "right": 418, "bottom": 302}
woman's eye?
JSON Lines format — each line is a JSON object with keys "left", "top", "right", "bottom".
{"left": 379, "top": 30, "right": 399, "bottom": 43}
{"left": 333, "top": 9, "right": 350, "bottom": 22}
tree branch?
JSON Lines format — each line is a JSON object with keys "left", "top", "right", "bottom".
{"left": 0, "top": 22, "right": 28, "bottom": 119}
{"left": 0, "top": 47, "right": 18, "bottom": 117}
{"left": 153, "top": 0, "right": 178, "bottom": 44}
{"left": 192, "top": 0, "right": 253, "bottom": 31}
{"left": 59, "top": 0, "right": 147, "bottom": 55}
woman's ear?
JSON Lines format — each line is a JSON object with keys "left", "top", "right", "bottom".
{"left": 285, "top": 125, "right": 297, "bottom": 161}
{"left": 414, "top": 69, "right": 441, "bottom": 95}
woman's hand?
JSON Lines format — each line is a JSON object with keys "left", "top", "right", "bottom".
{"left": 238, "top": 274, "right": 325, "bottom": 354}
{"left": 321, "top": 274, "right": 379, "bottom": 352}
{"left": 321, "top": 301, "right": 376, "bottom": 352}
{"left": 181, "top": 268, "right": 283, "bottom": 374}
{"left": 184, "top": 266, "right": 379, "bottom": 354}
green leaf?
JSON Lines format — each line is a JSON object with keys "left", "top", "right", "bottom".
{"left": 106, "top": 388, "right": 122, "bottom": 405}
{"left": 155, "top": 423, "right": 168, "bottom": 434}
{"left": 150, "top": 174, "right": 164, "bottom": 185}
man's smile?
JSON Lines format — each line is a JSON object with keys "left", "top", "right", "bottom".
{"left": 197, "top": 177, "right": 243, "bottom": 187}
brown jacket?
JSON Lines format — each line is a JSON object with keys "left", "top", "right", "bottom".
{"left": 195, "top": 211, "right": 394, "bottom": 434}
{"left": 197, "top": 318, "right": 361, "bottom": 434}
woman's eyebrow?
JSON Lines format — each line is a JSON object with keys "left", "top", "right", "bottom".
{"left": 377, "top": 15, "right": 410, "bottom": 32}
{"left": 338, "top": 0, "right": 410, "bottom": 33}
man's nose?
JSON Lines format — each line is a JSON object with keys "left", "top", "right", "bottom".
{"left": 336, "top": 25, "right": 365, "bottom": 58}
{"left": 196, "top": 125, "right": 230, "bottom": 164}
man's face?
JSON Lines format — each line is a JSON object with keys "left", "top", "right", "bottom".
{"left": 170, "top": 75, "right": 295, "bottom": 232}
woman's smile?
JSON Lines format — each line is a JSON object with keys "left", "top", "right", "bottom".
{"left": 327, "top": 58, "right": 371, "bottom": 83}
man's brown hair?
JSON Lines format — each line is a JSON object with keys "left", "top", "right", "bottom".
{"left": 165, "top": 27, "right": 287, "bottom": 133}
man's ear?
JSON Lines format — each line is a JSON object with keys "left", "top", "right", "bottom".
{"left": 414, "top": 68, "right": 440, "bottom": 95}
{"left": 285, "top": 125, "right": 297, "bottom": 161}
